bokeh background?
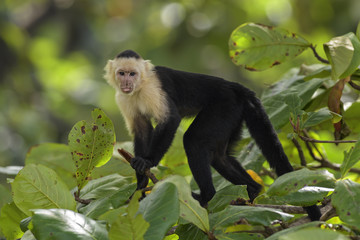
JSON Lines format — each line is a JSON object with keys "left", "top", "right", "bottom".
{"left": 1, "top": 0, "right": 359, "bottom": 168}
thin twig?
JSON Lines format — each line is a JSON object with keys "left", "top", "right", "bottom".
{"left": 74, "top": 192, "right": 91, "bottom": 204}
{"left": 298, "top": 134, "right": 357, "bottom": 144}
{"left": 289, "top": 118, "right": 357, "bottom": 144}
{"left": 118, "top": 148, "right": 159, "bottom": 184}
{"left": 292, "top": 138, "right": 307, "bottom": 166}
{"left": 303, "top": 132, "right": 360, "bottom": 174}
{"left": 310, "top": 44, "right": 330, "bottom": 64}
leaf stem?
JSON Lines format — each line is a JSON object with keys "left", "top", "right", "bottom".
{"left": 310, "top": 44, "right": 329, "bottom": 64}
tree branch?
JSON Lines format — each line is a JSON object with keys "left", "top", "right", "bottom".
{"left": 118, "top": 148, "right": 159, "bottom": 184}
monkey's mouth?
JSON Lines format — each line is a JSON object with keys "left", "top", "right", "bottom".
{"left": 121, "top": 87, "right": 133, "bottom": 94}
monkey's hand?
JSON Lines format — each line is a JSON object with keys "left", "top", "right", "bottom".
{"left": 130, "top": 157, "right": 153, "bottom": 174}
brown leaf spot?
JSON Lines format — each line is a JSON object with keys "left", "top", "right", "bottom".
{"left": 98, "top": 114, "right": 102, "bottom": 119}
{"left": 233, "top": 42, "right": 237, "bottom": 46}
{"left": 347, "top": 212, "right": 351, "bottom": 216}
{"left": 76, "top": 139, "right": 80, "bottom": 143}
{"left": 76, "top": 152, "right": 84, "bottom": 156}
{"left": 81, "top": 126, "right": 86, "bottom": 134}
{"left": 245, "top": 66, "right": 257, "bottom": 71}
{"left": 92, "top": 125, "right": 98, "bottom": 131}
{"left": 252, "top": 37, "right": 255, "bottom": 41}
{"left": 285, "top": 52, "right": 289, "bottom": 56}
{"left": 294, "top": 183, "right": 298, "bottom": 187}
{"left": 235, "top": 51, "right": 239, "bottom": 56}
{"left": 272, "top": 61, "right": 281, "bottom": 66}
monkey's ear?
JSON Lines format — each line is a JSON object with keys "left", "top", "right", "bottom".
{"left": 144, "top": 60, "right": 154, "bottom": 72}
{"left": 104, "top": 60, "right": 116, "bottom": 87}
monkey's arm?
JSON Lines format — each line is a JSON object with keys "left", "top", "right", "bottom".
{"left": 131, "top": 101, "right": 181, "bottom": 173}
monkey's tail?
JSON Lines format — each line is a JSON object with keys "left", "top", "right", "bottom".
{"left": 241, "top": 91, "right": 321, "bottom": 221}
{"left": 242, "top": 94, "right": 293, "bottom": 176}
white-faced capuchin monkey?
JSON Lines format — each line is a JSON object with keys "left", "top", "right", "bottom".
{"left": 104, "top": 50, "right": 321, "bottom": 221}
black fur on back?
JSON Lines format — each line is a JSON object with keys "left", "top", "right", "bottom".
{"left": 116, "top": 50, "right": 141, "bottom": 59}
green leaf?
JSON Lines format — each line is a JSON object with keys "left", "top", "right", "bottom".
{"left": 210, "top": 206, "right": 293, "bottom": 230}
{"left": 30, "top": 209, "right": 108, "bottom": 240}
{"left": 340, "top": 138, "right": 360, "bottom": 177}
{"left": 256, "top": 186, "right": 332, "bottom": 207}
{"left": 237, "top": 142, "right": 266, "bottom": 173}
{"left": 79, "top": 181, "right": 136, "bottom": 219}
{"left": 80, "top": 174, "right": 131, "bottom": 200}
{"left": 324, "top": 32, "right": 360, "bottom": 79}
{"left": 68, "top": 108, "right": 115, "bottom": 190}
{"left": 357, "top": 21, "right": 360, "bottom": 40}
{"left": 77, "top": 174, "right": 134, "bottom": 219}
{"left": 332, "top": 179, "right": 360, "bottom": 228}
{"left": 109, "top": 191, "right": 149, "bottom": 240}
{"left": 278, "top": 228, "right": 349, "bottom": 240}
{"left": 138, "top": 182, "right": 180, "bottom": 240}
{"left": 0, "top": 202, "right": 27, "bottom": 240}
{"left": 267, "top": 169, "right": 335, "bottom": 197}
{"left": 0, "top": 184, "right": 11, "bottom": 208}
{"left": 216, "top": 232, "right": 264, "bottom": 240}
{"left": 161, "top": 175, "right": 210, "bottom": 232}
{"left": 12, "top": 164, "right": 76, "bottom": 216}
{"left": 266, "top": 221, "right": 322, "bottom": 240}
{"left": 25, "top": 143, "right": 76, "bottom": 188}
{"left": 261, "top": 73, "right": 324, "bottom": 130}
{"left": 229, "top": 23, "right": 310, "bottom": 71}
{"left": 208, "top": 185, "right": 249, "bottom": 212}
{"left": 175, "top": 224, "right": 207, "bottom": 240}
{"left": 302, "top": 108, "right": 334, "bottom": 128}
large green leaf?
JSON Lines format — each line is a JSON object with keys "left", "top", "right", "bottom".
{"left": 229, "top": 23, "right": 310, "bottom": 71}
{"left": 266, "top": 169, "right": 335, "bottom": 197}
{"left": 302, "top": 108, "right": 335, "bottom": 128}
{"left": 210, "top": 206, "right": 293, "bottom": 230}
{"left": 0, "top": 202, "right": 27, "bottom": 240}
{"left": 109, "top": 191, "right": 149, "bottom": 240}
{"left": 68, "top": 108, "right": 115, "bottom": 190}
{"left": 80, "top": 174, "right": 131, "bottom": 200}
{"left": 216, "top": 232, "right": 264, "bottom": 240}
{"left": 30, "top": 209, "right": 108, "bottom": 240}
{"left": 256, "top": 186, "right": 332, "bottom": 207}
{"left": 340, "top": 138, "right": 360, "bottom": 177}
{"left": 79, "top": 181, "right": 136, "bottom": 219}
{"left": 208, "top": 185, "right": 249, "bottom": 212}
{"left": 175, "top": 224, "right": 207, "bottom": 240}
{"left": 266, "top": 222, "right": 322, "bottom": 240}
{"left": 138, "top": 182, "right": 180, "bottom": 240}
{"left": 261, "top": 73, "right": 325, "bottom": 130}
{"left": 324, "top": 32, "right": 360, "bottom": 79}
{"left": 12, "top": 164, "right": 76, "bottom": 216}
{"left": 161, "top": 175, "right": 210, "bottom": 232}
{"left": 25, "top": 143, "right": 76, "bottom": 188}
{"left": 278, "top": 228, "right": 348, "bottom": 240}
{"left": 332, "top": 179, "right": 360, "bottom": 228}
{"left": 77, "top": 174, "right": 134, "bottom": 219}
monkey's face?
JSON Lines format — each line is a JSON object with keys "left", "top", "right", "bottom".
{"left": 115, "top": 68, "right": 139, "bottom": 94}
{"left": 104, "top": 57, "right": 145, "bottom": 95}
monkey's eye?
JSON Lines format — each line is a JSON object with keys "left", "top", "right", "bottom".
{"left": 130, "top": 72, "right": 136, "bottom": 76}
{"left": 119, "top": 72, "right": 125, "bottom": 76}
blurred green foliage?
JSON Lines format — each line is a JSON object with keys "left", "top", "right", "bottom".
{"left": 0, "top": 0, "right": 359, "bottom": 171}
